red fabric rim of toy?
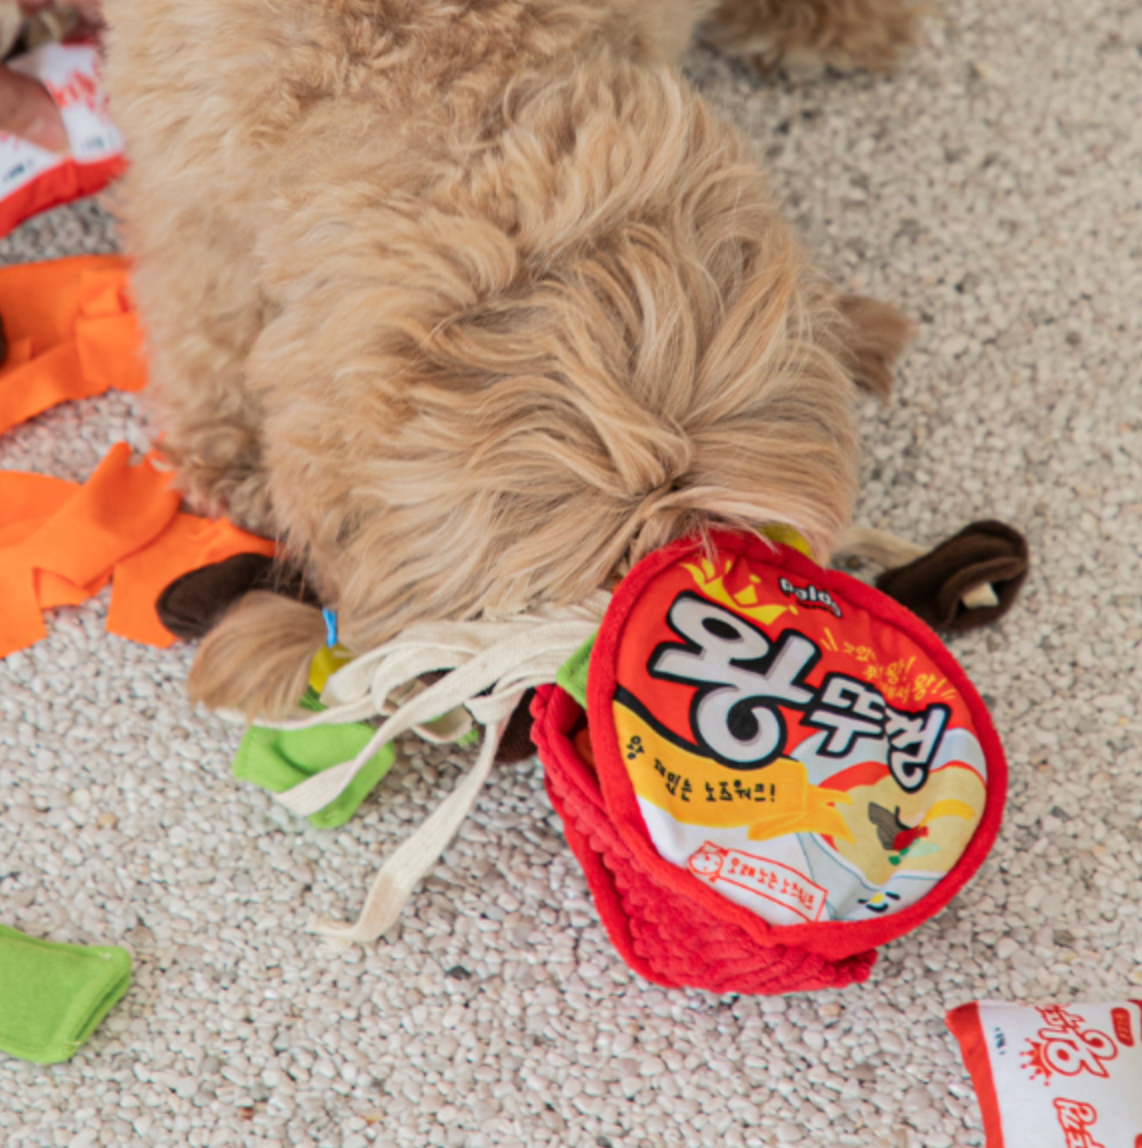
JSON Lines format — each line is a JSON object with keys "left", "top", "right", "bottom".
{"left": 946, "top": 1003, "right": 1007, "bottom": 1148}
{"left": 533, "top": 685, "right": 673, "bottom": 987}
{"left": 585, "top": 529, "right": 1008, "bottom": 963}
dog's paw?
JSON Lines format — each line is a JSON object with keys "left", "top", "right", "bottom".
{"left": 723, "top": 35, "right": 832, "bottom": 81}
{"left": 705, "top": 0, "right": 920, "bottom": 78}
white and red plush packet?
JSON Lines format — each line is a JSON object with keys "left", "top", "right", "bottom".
{"left": 947, "top": 999, "right": 1142, "bottom": 1148}
{"left": 0, "top": 42, "right": 124, "bottom": 237}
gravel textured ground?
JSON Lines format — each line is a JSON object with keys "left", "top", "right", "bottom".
{"left": 2, "top": 1, "right": 1141, "bottom": 1145}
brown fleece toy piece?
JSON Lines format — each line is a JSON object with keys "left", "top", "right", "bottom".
{"left": 157, "top": 555, "right": 539, "bottom": 763}
{"left": 495, "top": 690, "right": 539, "bottom": 764}
{"left": 156, "top": 553, "right": 317, "bottom": 642}
{"left": 874, "top": 520, "right": 1030, "bottom": 633}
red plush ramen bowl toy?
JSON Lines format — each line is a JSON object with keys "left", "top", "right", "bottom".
{"left": 531, "top": 529, "right": 1007, "bottom": 995}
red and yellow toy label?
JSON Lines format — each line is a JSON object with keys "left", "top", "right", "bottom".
{"left": 610, "top": 547, "right": 989, "bottom": 925}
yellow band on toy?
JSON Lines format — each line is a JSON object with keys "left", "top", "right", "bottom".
{"left": 308, "top": 644, "right": 354, "bottom": 695}
{"left": 760, "top": 523, "right": 814, "bottom": 559}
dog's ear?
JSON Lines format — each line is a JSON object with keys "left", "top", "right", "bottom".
{"left": 833, "top": 294, "right": 913, "bottom": 399}
{"left": 187, "top": 591, "right": 326, "bottom": 720}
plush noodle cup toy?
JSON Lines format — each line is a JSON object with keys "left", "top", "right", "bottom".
{"left": 532, "top": 530, "right": 1007, "bottom": 994}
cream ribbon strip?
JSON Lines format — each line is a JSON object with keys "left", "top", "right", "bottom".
{"left": 253, "top": 594, "right": 609, "bottom": 943}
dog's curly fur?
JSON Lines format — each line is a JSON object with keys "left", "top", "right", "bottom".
{"left": 103, "top": 0, "right": 913, "bottom": 719}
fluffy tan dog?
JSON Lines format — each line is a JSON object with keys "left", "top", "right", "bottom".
{"left": 102, "top": 0, "right": 914, "bottom": 719}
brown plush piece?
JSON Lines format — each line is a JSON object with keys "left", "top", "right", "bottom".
{"left": 874, "top": 520, "right": 1030, "bottom": 633}
{"left": 156, "top": 554, "right": 317, "bottom": 641}
{"left": 495, "top": 691, "right": 538, "bottom": 764}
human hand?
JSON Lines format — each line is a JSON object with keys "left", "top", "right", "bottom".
{"left": 0, "top": 62, "right": 67, "bottom": 151}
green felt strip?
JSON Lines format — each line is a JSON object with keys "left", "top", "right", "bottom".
{"left": 556, "top": 632, "right": 595, "bottom": 710}
{"left": 233, "top": 688, "right": 395, "bottom": 829}
{"left": 0, "top": 924, "right": 131, "bottom": 1065}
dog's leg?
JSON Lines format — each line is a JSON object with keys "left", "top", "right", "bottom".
{"left": 154, "top": 345, "right": 276, "bottom": 536}
{"left": 589, "top": 0, "right": 718, "bottom": 63}
{"left": 705, "top": 0, "right": 919, "bottom": 76}
{"left": 128, "top": 216, "right": 277, "bottom": 535}
{"left": 104, "top": 0, "right": 281, "bottom": 536}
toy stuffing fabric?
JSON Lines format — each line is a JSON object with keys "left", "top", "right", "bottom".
{"left": 0, "top": 256, "right": 276, "bottom": 657}
{"left": 0, "top": 255, "right": 144, "bottom": 434}
{"left": 0, "top": 443, "right": 274, "bottom": 658}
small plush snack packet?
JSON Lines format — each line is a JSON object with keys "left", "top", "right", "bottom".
{"left": 947, "top": 999, "right": 1142, "bottom": 1148}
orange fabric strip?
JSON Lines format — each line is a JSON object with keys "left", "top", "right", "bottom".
{"left": 0, "top": 449, "right": 277, "bottom": 655}
{"left": 0, "top": 473, "right": 115, "bottom": 610}
{"left": 0, "top": 446, "right": 180, "bottom": 657}
{"left": 0, "top": 255, "right": 146, "bottom": 435}
{"left": 0, "top": 471, "right": 80, "bottom": 653}
{"left": 26, "top": 444, "right": 181, "bottom": 591}
{"left": 36, "top": 569, "right": 112, "bottom": 610}
{"left": 0, "top": 471, "right": 76, "bottom": 548}
{"left": 0, "top": 257, "right": 277, "bottom": 655}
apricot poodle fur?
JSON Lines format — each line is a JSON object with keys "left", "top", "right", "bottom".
{"left": 103, "top": 0, "right": 914, "bottom": 720}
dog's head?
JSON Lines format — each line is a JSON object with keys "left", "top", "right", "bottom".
{"left": 190, "top": 58, "right": 910, "bottom": 719}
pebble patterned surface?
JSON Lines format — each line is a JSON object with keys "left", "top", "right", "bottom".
{"left": 2, "top": 0, "right": 1141, "bottom": 1144}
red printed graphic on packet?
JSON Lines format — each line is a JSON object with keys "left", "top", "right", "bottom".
{"left": 1112, "top": 1006, "right": 1136, "bottom": 1046}
{"left": 1053, "top": 1099, "right": 1107, "bottom": 1148}
{"left": 687, "top": 843, "right": 827, "bottom": 922}
{"left": 1022, "top": 1005, "right": 1118, "bottom": 1083}
{"left": 45, "top": 66, "right": 108, "bottom": 117}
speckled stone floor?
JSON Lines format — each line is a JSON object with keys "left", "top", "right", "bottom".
{"left": 2, "top": 1, "right": 1141, "bottom": 1145}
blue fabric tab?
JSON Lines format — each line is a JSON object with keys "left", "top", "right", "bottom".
{"left": 321, "top": 608, "right": 338, "bottom": 648}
